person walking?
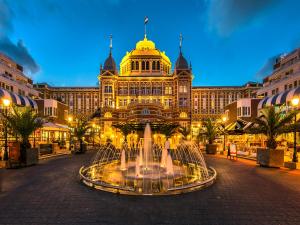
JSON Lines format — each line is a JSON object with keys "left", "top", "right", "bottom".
{"left": 227, "top": 142, "right": 231, "bottom": 159}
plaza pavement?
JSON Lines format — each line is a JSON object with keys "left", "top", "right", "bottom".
{"left": 0, "top": 151, "right": 300, "bottom": 225}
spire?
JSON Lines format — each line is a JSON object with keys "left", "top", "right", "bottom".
{"left": 179, "top": 33, "right": 183, "bottom": 54}
{"left": 109, "top": 34, "right": 113, "bottom": 55}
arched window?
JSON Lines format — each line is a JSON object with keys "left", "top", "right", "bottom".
{"left": 152, "top": 61, "right": 156, "bottom": 70}
{"left": 157, "top": 61, "right": 160, "bottom": 70}
{"left": 131, "top": 61, "right": 134, "bottom": 70}
{"left": 146, "top": 61, "right": 149, "bottom": 70}
{"left": 104, "top": 112, "right": 112, "bottom": 118}
{"left": 141, "top": 108, "right": 150, "bottom": 115}
{"left": 142, "top": 61, "right": 146, "bottom": 70}
{"left": 136, "top": 61, "right": 139, "bottom": 70}
{"left": 179, "top": 112, "right": 188, "bottom": 118}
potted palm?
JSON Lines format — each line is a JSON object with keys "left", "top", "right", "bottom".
{"left": 249, "top": 106, "right": 296, "bottom": 167}
{"left": 160, "top": 123, "right": 179, "bottom": 140}
{"left": 202, "top": 118, "right": 219, "bottom": 154}
{"left": 2, "top": 106, "right": 43, "bottom": 167}
{"left": 113, "top": 123, "right": 133, "bottom": 142}
{"left": 73, "top": 117, "right": 90, "bottom": 153}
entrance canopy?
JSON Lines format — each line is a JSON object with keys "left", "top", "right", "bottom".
{"left": 258, "top": 87, "right": 300, "bottom": 109}
{"left": 0, "top": 88, "right": 38, "bottom": 109}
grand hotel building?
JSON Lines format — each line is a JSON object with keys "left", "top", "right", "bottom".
{"left": 34, "top": 35, "right": 261, "bottom": 132}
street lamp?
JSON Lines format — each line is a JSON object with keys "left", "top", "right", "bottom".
{"left": 222, "top": 116, "right": 227, "bottom": 152}
{"left": 67, "top": 116, "right": 73, "bottom": 150}
{"left": 291, "top": 97, "right": 299, "bottom": 163}
{"left": 92, "top": 123, "right": 95, "bottom": 147}
{"left": 2, "top": 98, "right": 11, "bottom": 161}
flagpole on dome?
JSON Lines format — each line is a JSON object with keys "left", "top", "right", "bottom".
{"left": 144, "top": 16, "right": 149, "bottom": 39}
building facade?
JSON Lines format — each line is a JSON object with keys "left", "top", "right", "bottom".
{"left": 34, "top": 36, "right": 261, "bottom": 129}
{"left": 257, "top": 48, "right": 300, "bottom": 98}
{"left": 0, "top": 53, "right": 39, "bottom": 98}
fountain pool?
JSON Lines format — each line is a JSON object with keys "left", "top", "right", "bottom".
{"left": 79, "top": 124, "right": 216, "bottom": 195}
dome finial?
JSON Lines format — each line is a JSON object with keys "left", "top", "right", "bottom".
{"left": 109, "top": 34, "right": 113, "bottom": 55}
{"left": 179, "top": 33, "right": 183, "bottom": 54}
{"left": 144, "top": 16, "right": 149, "bottom": 39}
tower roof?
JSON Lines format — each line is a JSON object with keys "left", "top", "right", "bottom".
{"left": 102, "top": 35, "right": 117, "bottom": 74}
{"left": 175, "top": 52, "right": 189, "bottom": 70}
{"left": 175, "top": 33, "right": 189, "bottom": 71}
{"left": 103, "top": 53, "right": 117, "bottom": 71}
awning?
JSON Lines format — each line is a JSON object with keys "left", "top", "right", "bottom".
{"left": 258, "top": 87, "right": 300, "bottom": 109}
{"left": 42, "top": 122, "right": 69, "bottom": 131}
{"left": 225, "top": 119, "right": 248, "bottom": 135}
{"left": 0, "top": 88, "right": 38, "bottom": 109}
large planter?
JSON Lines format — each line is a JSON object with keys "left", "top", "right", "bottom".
{"left": 206, "top": 144, "right": 217, "bottom": 154}
{"left": 26, "top": 148, "right": 39, "bottom": 166}
{"left": 257, "top": 148, "right": 284, "bottom": 168}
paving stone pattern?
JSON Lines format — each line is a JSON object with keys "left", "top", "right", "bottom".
{"left": 0, "top": 152, "right": 300, "bottom": 225}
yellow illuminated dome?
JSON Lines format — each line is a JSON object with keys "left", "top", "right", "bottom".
{"left": 136, "top": 37, "right": 156, "bottom": 50}
{"left": 120, "top": 36, "right": 172, "bottom": 76}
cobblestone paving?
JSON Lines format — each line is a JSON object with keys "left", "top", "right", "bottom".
{"left": 1, "top": 152, "right": 300, "bottom": 225}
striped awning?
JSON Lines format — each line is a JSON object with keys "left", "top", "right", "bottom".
{"left": 258, "top": 87, "right": 300, "bottom": 109}
{"left": 0, "top": 88, "right": 38, "bottom": 109}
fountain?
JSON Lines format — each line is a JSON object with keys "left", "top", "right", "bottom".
{"left": 120, "top": 149, "right": 126, "bottom": 171}
{"left": 79, "top": 123, "right": 216, "bottom": 195}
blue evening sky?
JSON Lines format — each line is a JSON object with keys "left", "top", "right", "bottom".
{"left": 1, "top": 0, "right": 300, "bottom": 87}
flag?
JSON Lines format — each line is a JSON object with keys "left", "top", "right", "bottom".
{"left": 144, "top": 17, "right": 149, "bottom": 24}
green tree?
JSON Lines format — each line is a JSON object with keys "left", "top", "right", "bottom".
{"left": 112, "top": 123, "right": 133, "bottom": 142}
{"left": 159, "top": 123, "right": 179, "bottom": 139}
{"left": 202, "top": 118, "right": 219, "bottom": 144}
{"left": 248, "top": 106, "right": 297, "bottom": 149}
{"left": 1, "top": 106, "right": 43, "bottom": 163}
{"left": 178, "top": 126, "right": 191, "bottom": 140}
{"left": 73, "top": 117, "right": 90, "bottom": 152}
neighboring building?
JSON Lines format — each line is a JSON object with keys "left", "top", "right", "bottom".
{"left": 35, "top": 99, "right": 69, "bottom": 147}
{"left": 192, "top": 82, "right": 261, "bottom": 122}
{"left": 224, "top": 98, "right": 261, "bottom": 126}
{"left": 34, "top": 83, "right": 99, "bottom": 117}
{"left": 35, "top": 99, "right": 69, "bottom": 124}
{"left": 257, "top": 48, "right": 300, "bottom": 110}
{"left": 257, "top": 48, "right": 300, "bottom": 97}
{"left": 0, "top": 53, "right": 39, "bottom": 98}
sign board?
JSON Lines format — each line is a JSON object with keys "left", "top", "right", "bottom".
{"left": 8, "top": 142, "right": 20, "bottom": 161}
{"left": 230, "top": 144, "right": 237, "bottom": 157}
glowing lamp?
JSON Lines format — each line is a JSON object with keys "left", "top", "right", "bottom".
{"left": 68, "top": 116, "right": 73, "bottom": 122}
{"left": 292, "top": 97, "right": 300, "bottom": 107}
{"left": 2, "top": 98, "right": 11, "bottom": 107}
{"left": 222, "top": 116, "right": 227, "bottom": 122}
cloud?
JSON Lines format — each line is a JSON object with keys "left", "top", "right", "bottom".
{"left": 255, "top": 54, "right": 280, "bottom": 79}
{"left": 0, "top": 0, "right": 39, "bottom": 74}
{"left": 207, "top": 0, "right": 276, "bottom": 36}
{"left": 0, "top": 37, "right": 39, "bottom": 73}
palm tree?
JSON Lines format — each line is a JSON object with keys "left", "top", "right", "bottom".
{"left": 178, "top": 126, "right": 191, "bottom": 140}
{"left": 248, "top": 106, "right": 297, "bottom": 149}
{"left": 159, "top": 123, "right": 179, "bottom": 139}
{"left": 112, "top": 123, "right": 133, "bottom": 142}
{"left": 202, "top": 118, "right": 219, "bottom": 144}
{"left": 73, "top": 117, "right": 90, "bottom": 153}
{"left": 1, "top": 106, "right": 43, "bottom": 163}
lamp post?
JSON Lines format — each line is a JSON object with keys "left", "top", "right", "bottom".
{"left": 291, "top": 97, "right": 299, "bottom": 163}
{"left": 92, "top": 123, "right": 95, "bottom": 147}
{"left": 68, "top": 116, "right": 73, "bottom": 151}
{"left": 222, "top": 116, "right": 227, "bottom": 152}
{"left": 2, "top": 98, "right": 11, "bottom": 161}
